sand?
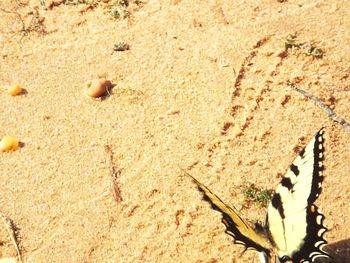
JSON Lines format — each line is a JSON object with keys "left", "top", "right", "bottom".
{"left": 0, "top": 0, "right": 349, "bottom": 262}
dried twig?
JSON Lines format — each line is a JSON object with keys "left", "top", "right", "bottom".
{"left": 0, "top": 212, "right": 22, "bottom": 263}
{"left": 104, "top": 145, "right": 123, "bottom": 202}
{"left": 288, "top": 83, "right": 350, "bottom": 132}
{"left": 0, "top": 6, "right": 46, "bottom": 39}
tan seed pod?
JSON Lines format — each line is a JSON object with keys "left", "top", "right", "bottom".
{"left": 8, "top": 84, "right": 23, "bottom": 96}
{"left": 0, "top": 136, "right": 20, "bottom": 152}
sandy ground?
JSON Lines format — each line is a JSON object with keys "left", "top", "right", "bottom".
{"left": 0, "top": 0, "right": 349, "bottom": 262}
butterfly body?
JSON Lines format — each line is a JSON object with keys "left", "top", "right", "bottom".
{"left": 190, "top": 128, "right": 330, "bottom": 262}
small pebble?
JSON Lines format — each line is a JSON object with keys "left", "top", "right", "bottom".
{"left": 8, "top": 84, "right": 23, "bottom": 96}
{"left": 0, "top": 136, "right": 19, "bottom": 152}
{"left": 85, "top": 78, "right": 112, "bottom": 98}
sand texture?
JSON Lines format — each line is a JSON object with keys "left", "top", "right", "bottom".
{"left": 0, "top": 0, "right": 349, "bottom": 262}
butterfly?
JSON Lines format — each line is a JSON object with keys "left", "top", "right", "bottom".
{"left": 189, "top": 128, "right": 331, "bottom": 263}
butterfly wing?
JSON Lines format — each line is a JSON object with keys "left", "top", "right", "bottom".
{"left": 267, "top": 128, "right": 330, "bottom": 262}
{"left": 190, "top": 175, "right": 272, "bottom": 259}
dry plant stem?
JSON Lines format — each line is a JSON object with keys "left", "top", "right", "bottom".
{"left": 0, "top": 212, "right": 22, "bottom": 263}
{"left": 288, "top": 83, "right": 350, "bottom": 132}
{"left": 0, "top": 8, "right": 25, "bottom": 34}
{"left": 104, "top": 145, "right": 123, "bottom": 202}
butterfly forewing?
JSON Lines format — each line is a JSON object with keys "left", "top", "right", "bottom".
{"left": 267, "top": 128, "right": 330, "bottom": 261}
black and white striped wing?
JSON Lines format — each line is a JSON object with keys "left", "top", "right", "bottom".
{"left": 190, "top": 176, "right": 272, "bottom": 258}
{"left": 267, "top": 128, "right": 330, "bottom": 262}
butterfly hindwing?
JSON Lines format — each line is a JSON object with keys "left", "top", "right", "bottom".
{"left": 190, "top": 175, "right": 271, "bottom": 257}
{"left": 267, "top": 128, "right": 330, "bottom": 261}
{"left": 291, "top": 204, "right": 329, "bottom": 262}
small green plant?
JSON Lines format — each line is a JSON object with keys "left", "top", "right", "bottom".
{"left": 300, "top": 43, "right": 323, "bottom": 58}
{"left": 113, "top": 42, "right": 130, "bottom": 51}
{"left": 106, "top": 0, "right": 132, "bottom": 19}
{"left": 284, "top": 34, "right": 323, "bottom": 58}
{"left": 284, "top": 34, "right": 298, "bottom": 50}
{"left": 64, "top": 0, "right": 95, "bottom": 5}
{"left": 110, "top": 5, "right": 130, "bottom": 18}
{"left": 244, "top": 184, "right": 273, "bottom": 207}
{"left": 118, "top": 0, "right": 129, "bottom": 7}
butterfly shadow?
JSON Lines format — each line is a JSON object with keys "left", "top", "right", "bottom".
{"left": 317, "top": 239, "right": 350, "bottom": 263}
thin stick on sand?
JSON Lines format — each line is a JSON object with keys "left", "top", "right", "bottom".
{"left": 0, "top": 212, "right": 22, "bottom": 263}
{"left": 104, "top": 144, "right": 123, "bottom": 202}
{"left": 288, "top": 83, "right": 350, "bottom": 132}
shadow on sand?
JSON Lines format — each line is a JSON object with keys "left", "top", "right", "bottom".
{"left": 317, "top": 238, "right": 350, "bottom": 263}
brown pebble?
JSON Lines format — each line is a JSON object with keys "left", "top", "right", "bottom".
{"left": 85, "top": 78, "right": 112, "bottom": 98}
